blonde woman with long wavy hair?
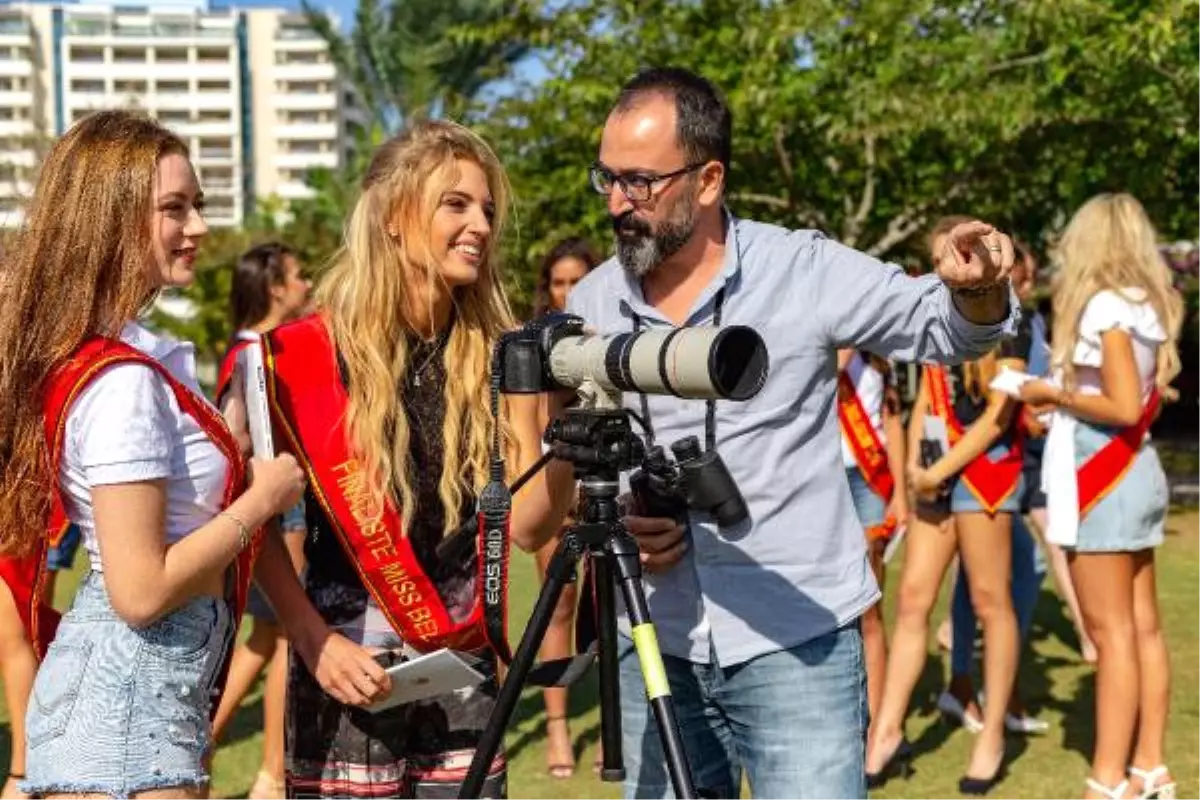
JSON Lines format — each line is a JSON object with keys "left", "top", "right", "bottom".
{"left": 224, "top": 120, "right": 576, "bottom": 799}
{"left": 1020, "top": 193, "right": 1182, "bottom": 800}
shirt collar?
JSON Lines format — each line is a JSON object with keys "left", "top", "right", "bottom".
{"left": 119, "top": 321, "right": 199, "bottom": 384}
{"left": 618, "top": 206, "right": 744, "bottom": 325}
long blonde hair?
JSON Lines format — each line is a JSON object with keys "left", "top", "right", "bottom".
{"left": 0, "top": 111, "right": 187, "bottom": 557}
{"left": 316, "top": 120, "right": 516, "bottom": 535}
{"left": 1050, "top": 193, "right": 1183, "bottom": 394}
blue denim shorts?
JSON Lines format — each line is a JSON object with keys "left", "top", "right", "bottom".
{"left": 22, "top": 572, "right": 234, "bottom": 798}
{"left": 1073, "top": 423, "right": 1168, "bottom": 553}
{"left": 845, "top": 466, "right": 887, "bottom": 528}
{"left": 949, "top": 440, "right": 1024, "bottom": 516}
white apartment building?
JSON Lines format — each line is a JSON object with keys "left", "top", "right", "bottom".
{"left": 0, "top": 0, "right": 359, "bottom": 228}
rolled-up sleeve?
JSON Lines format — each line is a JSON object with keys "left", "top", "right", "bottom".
{"left": 811, "top": 234, "right": 1020, "bottom": 365}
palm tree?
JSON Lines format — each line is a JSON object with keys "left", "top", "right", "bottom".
{"left": 302, "top": 0, "right": 530, "bottom": 130}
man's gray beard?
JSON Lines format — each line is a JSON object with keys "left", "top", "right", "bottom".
{"left": 616, "top": 213, "right": 697, "bottom": 279}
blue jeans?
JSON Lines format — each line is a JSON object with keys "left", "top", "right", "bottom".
{"left": 951, "top": 514, "right": 1046, "bottom": 676}
{"left": 618, "top": 622, "right": 867, "bottom": 799}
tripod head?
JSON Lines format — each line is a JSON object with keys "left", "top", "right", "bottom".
{"left": 545, "top": 406, "right": 645, "bottom": 484}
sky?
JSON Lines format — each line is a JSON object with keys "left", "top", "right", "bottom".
{"left": 276, "top": 0, "right": 357, "bottom": 27}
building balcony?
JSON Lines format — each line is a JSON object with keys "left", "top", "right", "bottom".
{"left": 0, "top": 90, "right": 33, "bottom": 108}
{"left": 63, "top": 21, "right": 236, "bottom": 40}
{"left": 0, "top": 60, "right": 33, "bottom": 78}
{"left": 274, "top": 121, "right": 339, "bottom": 141}
{"left": 168, "top": 120, "right": 237, "bottom": 137}
{"left": 202, "top": 178, "right": 239, "bottom": 192}
{"left": 0, "top": 19, "right": 31, "bottom": 36}
{"left": 0, "top": 120, "right": 35, "bottom": 137}
{"left": 0, "top": 178, "right": 34, "bottom": 196}
{"left": 272, "top": 93, "right": 338, "bottom": 112}
{"left": 196, "top": 147, "right": 236, "bottom": 162}
{"left": 0, "top": 206, "right": 26, "bottom": 228}
{"left": 0, "top": 150, "right": 38, "bottom": 168}
{"left": 274, "top": 181, "right": 316, "bottom": 200}
{"left": 153, "top": 93, "right": 238, "bottom": 111}
{"left": 273, "top": 62, "right": 337, "bottom": 82}
{"left": 273, "top": 151, "right": 338, "bottom": 170}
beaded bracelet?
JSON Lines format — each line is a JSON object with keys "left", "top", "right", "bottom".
{"left": 218, "top": 510, "right": 251, "bottom": 551}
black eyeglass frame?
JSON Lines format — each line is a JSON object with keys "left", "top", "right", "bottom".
{"left": 588, "top": 161, "right": 708, "bottom": 202}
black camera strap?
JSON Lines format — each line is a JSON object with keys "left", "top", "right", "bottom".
{"left": 633, "top": 287, "right": 725, "bottom": 451}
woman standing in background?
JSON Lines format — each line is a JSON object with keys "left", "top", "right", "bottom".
{"left": 531, "top": 237, "right": 600, "bottom": 778}
{"left": 1020, "top": 193, "right": 1182, "bottom": 800}
{"left": 212, "top": 241, "right": 312, "bottom": 799}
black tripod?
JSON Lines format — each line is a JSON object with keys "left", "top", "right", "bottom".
{"left": 459, "top": 408, "right": 697, "bottom": 799}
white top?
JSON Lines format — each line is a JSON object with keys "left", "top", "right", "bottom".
{"left": 58, "top": 322, "right": 230, "bottom": 572}
{"left": 1042, "top": 288, "right": 1166, "bottom": 546}
{"left": 839, "top": 353, "right": 887, "bottom": 469}
{"left": 1071, "top": 288, "right": 1166, "bottom": 399}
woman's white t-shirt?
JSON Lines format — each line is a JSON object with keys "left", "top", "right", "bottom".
{"left": 839, "top": 353, "right": 888, "bottom": 469}
{"left": 1071, "top": 288, "right": 1165, "bottom": 400}
{"left": 58, "top": 323, "right": 230, "bottom": 573}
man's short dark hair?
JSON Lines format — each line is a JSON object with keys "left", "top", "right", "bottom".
{"left": 615, "top": 67, "right": 732, "bottom": 173}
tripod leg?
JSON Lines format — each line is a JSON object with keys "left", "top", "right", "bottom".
{"left": 591, "top": 554, "right": 625, "bottom": 782}
{"left": 609, "top": 534, "right": 698, "bottom": 800}
{"left": 459, "top": 533, "right": 579, "bottom": 798}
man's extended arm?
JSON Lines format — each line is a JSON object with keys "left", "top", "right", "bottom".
{"left": 813, "top": 236, "right": 1019, "bottom": 365}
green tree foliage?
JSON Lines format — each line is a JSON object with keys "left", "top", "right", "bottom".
{"left": 473, "top": 0, "right": 1197, "bottom": 300}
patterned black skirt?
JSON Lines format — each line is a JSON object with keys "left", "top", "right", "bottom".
{"left": 285, "top": 571, "right": 507, "bottom": 799}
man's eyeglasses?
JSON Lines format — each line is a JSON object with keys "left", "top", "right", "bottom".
{"left": 589, "top": 162, "right": 706, "bottom": 203}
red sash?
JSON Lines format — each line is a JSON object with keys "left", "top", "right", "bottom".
{"left": 261, "top": 315, "right": 494, "bottom": 653}
{"left": 215, "top": 338, "right": 253, "bottom": 404}
{"left": 1079, "top": 390, "right": 1161, "bottom": 518}
{"left": 2, "top": 339, "right": 264, "bottom": 684}
{"left": 925, "top": 365, "right": 1024, "bottom": 515}
{"left": 837, "top": 367, "right": 895, "bottom": 502}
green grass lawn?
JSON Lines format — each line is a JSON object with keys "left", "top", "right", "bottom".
{"left": 2, "top": 510, "right": 1196, "bottom": 799}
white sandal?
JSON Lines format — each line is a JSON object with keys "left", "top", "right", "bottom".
{"left": 937, "top": 690, "right": 983, "bottom": 733}
{"left": 1086, "top": 777, "right": 1130, "bottom": 799}
{"left": 1129, "top": 765, "right": 1176, "bottom": 800}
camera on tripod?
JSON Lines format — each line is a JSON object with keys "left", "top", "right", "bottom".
{"left": 497, "top": 312, "right": 768, "bottom": 401}
{"left": 495, "top": 312, "right": 767, "bottom": 526}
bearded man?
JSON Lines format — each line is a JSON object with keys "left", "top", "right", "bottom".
{"left": 563, "top": 66, "right": 1020, "bottom": 800}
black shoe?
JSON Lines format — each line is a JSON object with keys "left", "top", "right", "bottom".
{"left": 958, "top": 762, "right": 1008, "bottom": 795}
{"left": 866, "top": 738, "right": 913, "bottom": 790}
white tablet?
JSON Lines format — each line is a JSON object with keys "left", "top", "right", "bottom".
{"left": 238, "top": 343, "right": 275, "bottom": 459}
{"left": 365, "top": 649, "right": 487, "bottom": 714}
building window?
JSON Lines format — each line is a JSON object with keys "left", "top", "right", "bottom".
{"left": 197, "top": 109, "right": 232, "bottom": 122}
{"left": 156, "top": 48, "right": 188, "bottom": 64}
{"left": 113, "top": 79, "right": 147, "bottom": 94}
{"left": 112, "top": 47, "right": 145, "bottom": 63}
{"left": 65, "top": 18, "right": 107, "bottom": 36}
{"left": 70, "top": 79, "right": 105, "bottom": 94}
{"left": 197, "top": 80, "right": 230, "bottom": 94}
{"left": 69, "top": 46, "right": 105, "bottom": 63}
{"left": 158, "top": 109, "right": 190, "bottom": 124}
{"left": 156, "top": 80, "right": 189, "bottom": 94}
{"left": 196, "top": 47, "right": 229, "bottom": 63}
